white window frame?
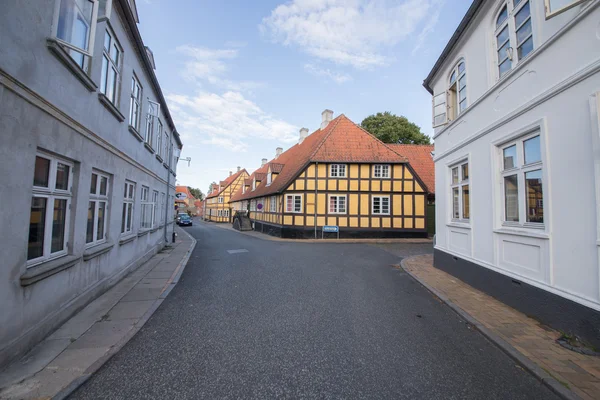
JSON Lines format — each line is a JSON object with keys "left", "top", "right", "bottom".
{"left": 494, "top": 1, "right": 534, "bottom": 81}
{"left": 372, "top": 196, "right": 390, "bottom": 215}
{"left": 122, "top": 180, "right": 135, "bottom": 235}
{"left": 432, "top": 91, "right": 448, "bottom": 128}
{"left": 250, "top": 199, "right": 257, "bottom": 212}
{"left": 450, "top": 160, "right": 470, "bottom": 222}
{"left": 330, "top": 164, "right": 347, "bottom": 178}
{"left": 28, "top": 153, "right": 74, "bottom": 266}
{"left": 86, "top": 171, "right": 110, "bottom": 246}
{"left": 152, "top": 190, "right": 159, "bottom": 227}
{"left": 51, "top": 0, "right": 99, "bottom": 71}
{"left": 162, "top": 131, "right": 169, "bottom": 162}
{"left": 499, "top": 131, "right": 544, "bottom": 228}
{"left": 140, "top": 185, "right": 153, "bottom": 229}
{"left": 145, "top": 100, "right": 160, "bottom": 147}
{"left": 373, "top": 164, "right": 390, "bottom": 179}
{"left": 267, "top": 172, "right": 272, "bottom": 186}
{"left": 100, "top": 27, "right": 122, "bottom": 105}
{"left": 544, "top": 0, "right": 587, "bottom": 19}
{"left": 328, "top": 195, "right": 347, "bottom": 214}
{"left": 129, "top": 74, "right": 142, "bottom": 130}
{"left": 448, "top": 60, "right": 467, "bottom": 120}
{"left": 285, "top": 194, "right": 302, "bottom": 213}
{"left": 156, "top": 119, "right": 163, "bottom": 158}
{"left": 218, "top": 197, "right": 224, "bottom": 204}
{"left": 269, "top": 196, "right": 277, "bottom": 212}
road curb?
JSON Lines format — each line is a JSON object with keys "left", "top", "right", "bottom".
{"left": 400, "top": 256, "right": 580, "bottom": 400}
{"left": 52, "top": 228, "right": 197, "bottom": 400}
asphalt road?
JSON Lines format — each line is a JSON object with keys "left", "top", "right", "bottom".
{"left": 70, "top": 220, "right": 558, "bottom": 399}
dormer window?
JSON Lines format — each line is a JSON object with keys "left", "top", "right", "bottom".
{"left": 267, "top": 173, "right": 272, "bottom": 185}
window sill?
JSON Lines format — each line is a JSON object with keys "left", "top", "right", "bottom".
{"left": 494, "top": 228, "right": 549, "bottom": 240}
{"left": 21, "top": 254, "right": 81, "bottom": 286}
{"left": 143, "top": 142, "right": 155, "bottom": 154}
{"left": 447, "top": 221, "right": 471, "bottom": 229}
{"left": 46, "top": 38, "right": 97, "bottom": 92}
{"left": 138, "top": 229, "right": 151, "bottom": 237}
{"left": 155, "top": 154, "right": 163, "bottom": 163}
{"left": 98, "top": 93, "right": 125, "bottom": 122}
{"left": 119, "top": 234, "right": 136, "bottom": 245}
{"left": 163, "top": 162, "right": 169, "bottom": 170}
{"left": 129, "top": 125, "right": 143, "bottom": 142}
{"left": 83, "top": 242, "right": 114, "bottom": 261}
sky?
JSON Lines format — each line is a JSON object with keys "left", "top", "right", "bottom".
{"left": 136, "top": 0, "right": 472, "bottom": 196}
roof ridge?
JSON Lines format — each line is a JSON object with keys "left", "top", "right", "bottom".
{"left": 351, "top": 119, "right": 409, "bottom": 162}
{"left": 308, "top": 115, "right": 344, "bottom": 161}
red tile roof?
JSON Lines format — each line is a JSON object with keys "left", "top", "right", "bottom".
{"left": 205, "top": 169, "right": 247, "bottom": 199}
{"left": 388, "top": 144, "right": 435, "bottom": 194}
{"left": 230, "top": 114, "right": 412, "bottom": 202}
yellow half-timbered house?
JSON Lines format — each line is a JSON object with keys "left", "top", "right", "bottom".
{"left": 230, "top": 110, "right": 432, "bottom": 238}
{"left": 205, "top": 167, "right": 248, "bottom": 223}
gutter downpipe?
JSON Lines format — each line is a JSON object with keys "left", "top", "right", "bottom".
{"left": 164, "top": 143, "right": 173, "bottom": 244}
{"left": 314, "top": 162, "right": 318, "bottom": 239}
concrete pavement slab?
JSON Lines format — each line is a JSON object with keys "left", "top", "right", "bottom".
{"left": 68, "top": 320, "right": 136, "bottom": 350}
{"left": 108, "top": 300, "right": 155, "bottom": 320}
{"left": 119, "top": 287, "right": 164, "bottom": 302}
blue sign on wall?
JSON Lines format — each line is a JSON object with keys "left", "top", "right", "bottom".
{"left": 323, "top": 225, "right": 339, "bottom": 233}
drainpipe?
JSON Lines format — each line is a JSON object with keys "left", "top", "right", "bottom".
{"left": 164, "top": 143, "right": 178, "bottom": 244}
{"left": 314, "top": 162, "right": 318, "bottom": 239}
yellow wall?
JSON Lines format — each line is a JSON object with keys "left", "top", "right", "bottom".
{"left": 205, "top": 171, "right": 248, "bottom": 223}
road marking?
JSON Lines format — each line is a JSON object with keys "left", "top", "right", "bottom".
{"left": 227, "top": 249, "right": 249, "bottom": 254}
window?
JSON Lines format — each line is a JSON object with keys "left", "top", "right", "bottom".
{"left": 122, "top": 181, "right": 135, "bottom": 234}
{"left": 224, "top": 209, "right": 230, "bottom": 218}
{"left": 373, "top": 164, "right": 390, "bottom": 178}
{"left": 432, "top": 92, "right": 448, "bottom": 128}
{"left": 330, "top": 164, "right": 347, "bottom": 178}
{"left": 162, "top": 131, "right": 169, "bottom": 162}
{"left": 140, "top": 186, "right": 153, "bottom": 229}
{"left": 285, "top": 195, "right": 302, "bottom": 213}
{"left": 28, "top": 154, "right": 73, "bottom": 263}
{"left": 250, "top": 199, "right": 256, "bottom": 212}
{"left": 156, "top": 119, "right": 163, "bottom": 158}
{"left": 270, "top": 196, "right": 277, "bottom": 212}
{"left": 52, "top": 0, "right": 99, "bottom": 70}
{"left": 267, "top": 173, "right": 272, "bottom": 185}
{"left": 448, "top": 61, "right": 467, "bottom": 119}
{"left": 450, "top": 161, "right": 470, "bottom": 221}
{"left": 329, "top": 195, "right": 347, "bottom": 214}
{"left": 500, "top": 133, "right": 544, "bottom": 225}
{"left": 494, "top": 1, "right": 534, "bottom": 80}
{"left": 145, "top": 100, "right": 160, "bottom": 147}
{"left": 87, "top": 172, "right": 110, "bottom": 245}
{"left": 372, "top": 196, "right": 390, "bottom": 215}
{"left": 152, "top": 190, "right": 158, "bottom": 227}
{"left": 159, "top": 192, "right": 165, "bottom": 226}
{"left": 129, "top": 75, "right": 142, "bottom": 130}
{"left": 545, "top": 0, "right": 588, "bottom": 18}
{"left": 100, "top": 29, "right": 122, "bottom": 104}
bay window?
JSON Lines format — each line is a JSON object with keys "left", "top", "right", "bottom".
{"left": 450, "top": 161, "right": 470, "bottom": 221}
{"left": 86, "top": 171, "right": 110, "bottom": 245}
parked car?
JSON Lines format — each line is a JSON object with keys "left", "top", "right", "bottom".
{"left": 178, "top": 214, "right": 192, "bottom": 226}
{"left": 176, "top": 212, "right": 188, "bottom": 225}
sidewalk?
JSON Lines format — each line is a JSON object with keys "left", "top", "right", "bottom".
{"left": 402, "top": 254, "right": 600, "bottom": 400}
{"left": 0, "top": 227, "right": 196, "bottom": 400}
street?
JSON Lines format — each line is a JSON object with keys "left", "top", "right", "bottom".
{"left": 70, "top": 220, "right": 558, "bottom": 399}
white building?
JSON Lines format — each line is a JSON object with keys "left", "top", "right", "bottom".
{"left": 425, "top": 0, "right": 600, "bottom": 347}
{"left": 0, "top": 0, "right": 182, "bottom": 367}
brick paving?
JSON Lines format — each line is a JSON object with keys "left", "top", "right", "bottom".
{"left": 403, "top": 254, "right": 600, "bottom": 400}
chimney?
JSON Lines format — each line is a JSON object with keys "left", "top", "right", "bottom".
{"left": 299, "top": 128, "right": 309, "bottom": 144}
{"left": 229, "top": 171, "right": 232, "bottom": 176}
{"left": 276, "top": 147, "right": 283, "bottom": 158}
{"left": 261, "top": 158, "right": 268, "bottom": 166}
{"left": 237, "top": 166, "right": 241, "bottom": 172}
{"left": 321, "top": 109, "right": 334, "bottom": 129}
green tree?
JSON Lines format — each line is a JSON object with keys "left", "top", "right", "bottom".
{"left": 360, "top": 112, "right": 431, "bottom": 144}
{"left": 188, "top": 187, "right": 204, "bottom": 200}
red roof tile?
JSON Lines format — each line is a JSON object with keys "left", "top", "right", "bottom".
{"left": 205, "top": 169, "right": 247, "bottom": 199}
{"left": 388, "top": 144, "right": 435, "bottom": 194}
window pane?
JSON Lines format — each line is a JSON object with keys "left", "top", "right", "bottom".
{"left": 499, "top": 59, "right": 512, "bottom": 77}
{"left": 103, "top": 31, "right": 111, "bottom": 51}
{"left": 56, "top": 163, "right": 70, "bottom": 190}
{"left": 34, "top": 157, "right": 50, "bottom": 187}
{"left": 459, "top": 75, "right": 466, "bottom": 90}
{"left": 452, "top": 167, "right": 459, "bottom": 184}
{"left": 526, "top": 170, "right": 543, "bottom": 223}
{"left": 127, "top": 203, "right": 133, "bottom": 231}
{"left": 452, "top": 188, "right": 459, "bottom": 219}
{"left": 100, "top": 176, "right": 108, "bottom": 195}
{"left": 373, "top": 197, "right": 381, "bottom": 213}
{"left": 450, "top": 71, "right": 456, "bottom": 84}
{"left": 459, "top": 100, "right": 467, "bottom": 112}
{"left": 57, "top": 0, "right": 93, "bottom": 52}
{"left": 458, "top": 62, "right": 465, "bottom": 75}
{"left": 496, "top": 6, "right": 508, "bottom": 28}
{"left": 382, "top": 198, "right": 389, "bottom": 214}
{"left": 51, "top": 199, "right": 67, "bottom": 253}
{"left": 28, "top": 197, "right": 47, "bottom": 260}
{"left": 129, "top": 184, "right": 134, "bottom": 199}
{"left": 462, "top": 185, "right": 470, "bottom": 219}
{"left": 110, "top": 43, "right": 119, "bottom": 63}
{"left": 496, "top": 26, "right": 509, "bottom": 48}
{"left": 516, "top": 19, "right": 532, "bottom": 46}
{"left": 515, "top": 1, "right": 531, "bottom": 27}
{"left": 101, "top": 56, "right": 108, "bottom": 94}
{"left": 459, "top": 88, "right": 466, "bottom": 102}
{"left": 97, "top": 202, "right": 106, "bottom": 240}
{"left": 504, "top": 175, "right": 519, "bottom": 222}
{"left": 461, "top": 164, "right": 469, "bottom": 181}
{"left": 497, "top": 41, "right": 511, "bottom": 62}
{"left": 90, "top": 173, "right": 97, "bottom": 194}
{"left": 518, "top": 36, "right": 534, "bottom": 60}
{"left": 524, "top": 136, "right": 541, "bottom": 164}
{"left": 329, "top": 197, "right": 336, "bottom": 213}
{"left": 86, "top": 201, "right": 95, "bottom": 243}
{"left": 503, "top": 145, "right": 517, "bottom": 169}
{"left": 121, "top": 203, "right": 127, "bottom": 233}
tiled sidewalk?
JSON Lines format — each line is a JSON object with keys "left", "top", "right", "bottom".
{"left": 0, "top": 227, "right": 196, "bottom": 400}
{"left": 403, "top": 254, "right": 600, "bottom": 400}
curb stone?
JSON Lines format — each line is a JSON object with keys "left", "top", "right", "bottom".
{"left": 52, "top": 228, "right": 197, "bottom": 400}
{"left": 399, "top": 255, "right": 580, "bottom": 400}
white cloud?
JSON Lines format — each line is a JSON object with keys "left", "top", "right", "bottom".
{"left": 260, "top": 0, "right": 435, "bottom": 69}
{"left": 304, "top": 63, "right": 351, "bottom": 84}
{"left": 412, "top": 0, "right": 445, "bottom": 55}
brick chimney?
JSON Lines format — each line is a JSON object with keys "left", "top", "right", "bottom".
{"left": 261, "top": 158, "right": 268, "bottom": 166}
{"left": 275, "top": 147, "right": 283, "bottom": 158}
{"left": 321, "top": 109, "right": 333, "bottom": 129}
{"left": 299, "top": 128, "right": 309, "bottom": 144}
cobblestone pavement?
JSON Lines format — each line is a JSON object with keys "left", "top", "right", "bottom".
{"left": 403, "top": 254, "right": 600, "bottom": 400}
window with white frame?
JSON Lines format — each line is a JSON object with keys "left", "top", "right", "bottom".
{"left": 100, "top": 28, "right": 122, "bottom": 105}
{"left": 28, "top": 154, "right": 73, "bottom": 263}
{"left": 162, "top": 131, "right": 169, "bottom": 162}
{"left": 267, "top": 173, "right": 272, "bottom": 185}
{"left": 448, "top": 60, "right": 467, "bottom": 119}
{"left": 285, "top": 195, "right": 302, "bottom": 213}
{"left": 329, "top": 195, "right": 347, "bottom": 214}
{"left": 156, "top": 119, "right": 163, "bottom": 158}
{"left": 52, "top": 0, "right": 99, "bottom": 71}
{"left": 218, "top": 197, "right": 224, "bottom": 204}
{"left": 330, "top": 164, "right": 346, "bottom": 177}
{"left": 545, "top": 0, "right": 587, "bottom": 18}
{"left": 224, "top": 209, "right": 229, "bottom": 218}
{"left": 373, "top": 164, "right": 390, "bottom": 178}
{"left": 372, "top": 196, "right": 390, "bottom": 215}
{"left": 145, "top": 100, "right": 160, "bottom": 147}
{"left": 140, "top": 186, "right": 153, "bottom": 229}
{"left": 270, "top": 196, "right": 277, "bottom": 212}
{"left": 450, "top": 161, "right": 470, "bottom": 221}
{"left": 152, "top": 190, "right": 158, "bottom": 227}
{"left": 500, "top": 133, "right": 544, "bottom": 225}
{"left": 129, "top": 75, "right": 142, "bottom": 130}
{"left": 250, "top": 199, "right": 256, "bottom": 211}
{"left": 121, "top": 180, "right": 135, "bottom": 234}
{"left": 495, "top": 1, "right": 534, "bottom": 80}
{"left": 86, "top": 171, "right": 110, "bottom": 245}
